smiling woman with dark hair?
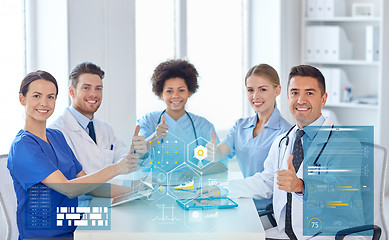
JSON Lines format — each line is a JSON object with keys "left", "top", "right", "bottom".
{"left": 134, "top": 59, "right": 228, "bottom": 179}
{"left": 8, "top": 71, "right": 139, "bottom": 239}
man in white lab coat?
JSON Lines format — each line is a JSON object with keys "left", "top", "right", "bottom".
{"left": 203, "top": 65, "right": 366, "bottom": 239}
{"left": 50, "top": 62, "right": 141, "bottom": 174}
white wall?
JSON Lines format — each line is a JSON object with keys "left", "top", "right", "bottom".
{"left": 27, "top": 0, "right": 136, "bottom": 144}
{"left": 245, "top": 0, "right": 301, "bottom": 124}
{"left": 279, "top": 0, "right": 302, "bottom": 124}
{"left": 67, "top": 0, "right": 136, "bottom": 144}
{"left": 26, "top": 0, "right": 69, "bottom": 123}
{"left": 244, "top": 0, "right": 282, "bottom": 117}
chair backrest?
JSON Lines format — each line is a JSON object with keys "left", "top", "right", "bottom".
{"left": 0, "top": 192, "right": 10, "bottom": 240}
{"left": 0, "top": 154, "right": 18, "bottom": 240}
{"left": 373, "top": 144, "right": 388, "bottom": 240}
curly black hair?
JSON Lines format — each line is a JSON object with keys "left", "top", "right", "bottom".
{"left": 152, "top": 59, "right": 199, "bottom": 97}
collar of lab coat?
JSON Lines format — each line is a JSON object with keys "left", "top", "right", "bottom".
{"left": 63, "top": 108, "right": 100, "bottom": 145}
{"left": 63, "top": 108, "right": 85, "bottom": 132}
{"left": 68, "top": 106, "right": 93, "bottom": 130}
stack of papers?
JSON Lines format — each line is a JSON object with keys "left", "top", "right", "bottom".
{"left": 352, "top": 96, "right": 378, "bottom": 105}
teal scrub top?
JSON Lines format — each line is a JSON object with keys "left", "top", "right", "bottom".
{"left": 137, "top": 111, "right": 227, "bottom": 172}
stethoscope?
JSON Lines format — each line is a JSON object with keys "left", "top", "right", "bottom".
{"left": 157, "top": 109, "right": 199, "bottom": 146}
{"left": 278, "top": 124, "right": 334, "bottom": 170}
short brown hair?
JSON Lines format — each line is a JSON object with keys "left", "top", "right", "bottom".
{"left": 19, "top": 70, "right": 58, "bottom": 96}
{"left": 69, "top": 62, "right": 105, "bottom": 88}
{"left": 151, "top": 59, "right": 199, "bottom": 97}
{"left": 288, "top": 65, "right": 325, "bottom": 96}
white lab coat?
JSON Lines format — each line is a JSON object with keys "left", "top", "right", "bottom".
{"left": 229, "top": 117, "right": 367, "bottom": 240}
{"left": 50, "top": 108, "right": 128, "bottom": 174}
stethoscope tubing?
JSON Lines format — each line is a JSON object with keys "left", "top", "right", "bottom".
{"left": 278, "top": 124, "right": 334, "bottom": 170}
{"left": 157, "top": 109, "right": 199, "bottom": 146}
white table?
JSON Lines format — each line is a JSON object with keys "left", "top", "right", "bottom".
{"left": 74, "top": 170, "right": 265, "bottom": 240}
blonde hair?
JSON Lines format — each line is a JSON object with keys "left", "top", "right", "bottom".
{"left": 245, "top": 64, "right": 280, "bottom": 88}
{"left": 245, "top": 64, "right": 280, "bottom": 107}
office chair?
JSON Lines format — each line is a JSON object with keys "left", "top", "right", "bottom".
{"left": 0, "top": 192, "right": 10, "bottom": 240}
{"left": 335, "top": 143, "right": 387, "bottom": 240}
{"left": 258, "top": 144, "right": 388, "bottom": 240}
{"left": 0, "top": 154, "right": 18, "bottom": 240}
{"left": 258, "top": 203, "right": 276, "bottom": 230}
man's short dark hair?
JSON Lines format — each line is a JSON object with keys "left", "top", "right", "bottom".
{"left": 288, "top": 65, "right": 325, "bottom": 96}
{"left": 69, "top": 62, "right": 105, "bottom": 88}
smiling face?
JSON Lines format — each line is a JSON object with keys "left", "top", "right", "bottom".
{"left": 19, "top": 79, "right": 57, "bottom": 123}
{"left": 160, "top": 77, "right": 191, "bottom": 117}
{"left": 70, "top": 73, "right": 103, "bottom": 119}
{"left": 288, "top": 76, "right": 327, "bottom": 128}
{"left": 246, "top": 75, "right": 280, "bottom": 114}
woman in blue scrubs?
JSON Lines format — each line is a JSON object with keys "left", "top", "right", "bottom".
{"left": 8, "top": 71, "right": 139, "bottom": 239}
{"left": 206, "top": 64, "right": 291, "bottom": 210}
{"left": 136, "top": 59, "right": 227, "bottom": 176}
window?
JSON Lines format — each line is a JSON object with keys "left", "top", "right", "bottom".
{"left": 186, "top": 0, "right": 243, "bottom": 132}
{"left": 135, "top": 1, "right": 244, "bottom": 136}
{"left": 135, "top": 0, "right": 175, "bottom": 119}
{"left": 0, "top": 0, "right": 26, "bottom": 153}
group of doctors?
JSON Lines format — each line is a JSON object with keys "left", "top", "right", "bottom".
{"left": 6, "top": 60, "right": 365, "bottom": 240}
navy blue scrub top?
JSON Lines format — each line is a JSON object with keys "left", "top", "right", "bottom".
{"left": 8, "top": 128, "right": 83, "bottom": 240}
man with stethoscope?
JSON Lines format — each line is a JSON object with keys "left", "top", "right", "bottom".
{"left": 202, "top": 65, "right": 365, "bottom": 239}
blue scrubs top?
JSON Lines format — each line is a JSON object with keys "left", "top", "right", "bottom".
{"left": 7, "top": 128, "right": 83, "bottom": 240}
{"left": 137, "top": 111, "right": 227, "bottom": 172}
{"left": 223, "top": 107, "right": 291, "bottom": 209}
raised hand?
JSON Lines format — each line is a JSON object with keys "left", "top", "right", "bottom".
{"left": 205, "top": 130, "right": 217, "bottom": 162}
{"left": 156, "top": 115, "right": 168, "bottom": 139}
{"left": 115, "top": 144, "right": 139, "bottom": 175}
{"left": 132, "top": 125, "right": 147, "bottom": 155}
{"left": 276, "top": 155, "right": 304, "bottom": 193}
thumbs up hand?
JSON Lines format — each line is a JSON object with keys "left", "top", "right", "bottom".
{"left": 156, "top": 115, "right": 168, "bottom": 139}
{"left": 276, "top": 155, "right": 304, "bottom": 193}
{"left": 205, "top": 131, "right": 218, "bottom": 162}
{"left": 116, "top": 144, "right": 139, "bottom": 175}
{"left": 132, "top": 125, "right": 147, "bottom": 156}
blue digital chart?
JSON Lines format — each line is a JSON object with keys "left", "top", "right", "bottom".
{"left": 26, "top": 183, "right": 111, "bottom": 231}
{"left": 303, "top": 126, "right": 374, "bottom": 237}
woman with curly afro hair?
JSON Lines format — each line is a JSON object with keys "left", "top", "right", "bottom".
{"left": 134, "top": 59, "right": 228, "bottom": 179}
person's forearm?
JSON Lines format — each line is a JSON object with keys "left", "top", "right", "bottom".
{"left": 201, "top": 162, "right": 228, "bottom": 175}
{"left": 88, "top": 184, "right": 133, "bottom": 198}
{"left": 214, "top": 143, "right": 230, "bottom": 162}
{"left": 72, "top": 164, "right": 119, "bottom": 184}
{"left": 45, "top": 165, "right": 120, "bottom": 199}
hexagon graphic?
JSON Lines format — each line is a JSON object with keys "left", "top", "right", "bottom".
{"left": 146, "top": 131, "right": 185, "bottom": 173}
{"left": 187, "top": 137, "right": 213, "bottom": 169}
{"left": 194, "top": 145, "right": 207, "bottom": 161}
{"left": 140, "top": 165, "right": 168, "bottom": 205}
{"left": 166, "top": 163, "right": 201, "bottom": 201}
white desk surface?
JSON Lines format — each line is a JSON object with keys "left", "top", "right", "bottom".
{"left": 75, "top": 170, "right": 265, "bottom": 240}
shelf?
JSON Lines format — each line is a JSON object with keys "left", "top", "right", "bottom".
{"left": 324, "top": 102, "right": 378, "bottom": 110}
{"left": 304, "top": 60, "right": 380, "bottom": 66}
{"left": 304, "top": 17, "right": 381, "bottom": 22}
